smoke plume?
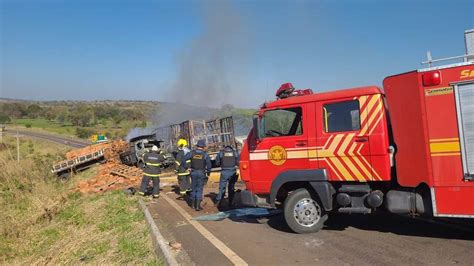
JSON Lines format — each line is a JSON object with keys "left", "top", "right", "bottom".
{"left": 126, "top": 2, "right": 251, "bottom": 142}
{"left": 167, "top": 1, "right": 250, "bottom": 107}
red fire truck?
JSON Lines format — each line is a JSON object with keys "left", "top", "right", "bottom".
{"left": 239, "top": 30, "right": 474, "bottom": 233}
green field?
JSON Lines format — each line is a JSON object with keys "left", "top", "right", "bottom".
{"left": 12, "top": 118, "right": 77, "bottom": 136}
{"left": 10, "top": 118, "right": 147, "bottom": 140}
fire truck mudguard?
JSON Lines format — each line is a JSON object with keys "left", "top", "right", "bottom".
{"left": 269, "top": 169, "right": 335, "bottom": 211}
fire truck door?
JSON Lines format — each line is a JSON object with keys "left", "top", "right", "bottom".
{"left": 454, "top": 82, "right": 474, "bottom": 180}
{"left": 249, "top": 105, "right": 310, "bottom": 193}
{"left": 315, "top": 97, "right": 374, "bottom": 182}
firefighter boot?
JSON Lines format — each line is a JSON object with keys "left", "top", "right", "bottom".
{"left": 195, "top": 200, "right": 203, "bottom": 211}
{"left": 186, "top": 196, "right": 193, "bottom": 208}
{"left": 228, "top": 196, "right": 234, "bottom": 209}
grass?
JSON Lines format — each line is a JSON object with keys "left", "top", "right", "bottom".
{"left": 12, "top": 118, "right": 77, "bottom": 137}
{"left": 10, "top": 118, "right": 141, "bottom": 140}
{"left": 0, "top": 136, "right": 160, "bottom": 264}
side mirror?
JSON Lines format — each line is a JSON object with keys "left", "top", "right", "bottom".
{"left": 252, "top": 115, "right": 261, "bottom": 142}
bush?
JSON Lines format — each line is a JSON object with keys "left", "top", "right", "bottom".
{"left": 25, "top": 123, "right": 32, "bottom": 128}
{"left": 0, "top": 114, "right": 10, "bottom": 124}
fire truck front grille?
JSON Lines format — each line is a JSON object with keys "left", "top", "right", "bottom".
{"left": 456, "top": 82, "right": 474, "bottom": 179}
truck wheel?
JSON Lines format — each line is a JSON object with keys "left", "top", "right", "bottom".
{"left": 284, "top": 188, "right": 327, "bottom": 234}
{"left": 58, "top": 172, "right": 71, "bottom": 182}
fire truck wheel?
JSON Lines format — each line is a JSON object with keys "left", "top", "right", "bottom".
{"left": 284, "top": 188, "right": 327, "bottom": 234}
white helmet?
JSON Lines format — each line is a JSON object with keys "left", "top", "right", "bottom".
{"left": 151, "top": 145, "right": 159, "bottom": 152}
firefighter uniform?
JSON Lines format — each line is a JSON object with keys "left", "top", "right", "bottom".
{"left": 182, "top": 140, "right": 211, "bottom": 211}
{"left": 215, "top": 146, "right": 239, "bottom": 207}
{"left": 138, "top": 146, "right": 165, "bottom": 198}
{"left": 175, "top": 139, "right": 191, "bottom": 195}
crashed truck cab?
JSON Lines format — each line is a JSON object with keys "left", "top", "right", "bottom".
{"left": 239, "top": 30, "right": 474, "bottom": 234}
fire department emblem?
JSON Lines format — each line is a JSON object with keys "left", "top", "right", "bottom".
{"left": 268, "top": 145, "right": 287, "bottom": 166}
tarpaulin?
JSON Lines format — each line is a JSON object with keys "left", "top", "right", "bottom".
{"left": 192, "top": 208, "right": 282, "bottom": 221}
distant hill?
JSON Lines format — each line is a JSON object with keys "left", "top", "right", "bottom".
{"left": 0, "top": 99, "right": 255, "bottom": 136}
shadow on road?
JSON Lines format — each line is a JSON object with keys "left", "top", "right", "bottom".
{"left": 199, "top": 189, "right": 474, "bottom": 240}
{"left": 227, "top": 210, "right": 474, "bottom": 240}
{"left": 324, "top": 213, "right": 474, "bottom": 240}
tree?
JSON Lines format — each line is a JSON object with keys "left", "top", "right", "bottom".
{"left": 111, "top": 112, "right": 125, "bottom": 127}
{"left": 26, "top": 104, "right": 43, "bottom": 119}
{"left": 44, "top": 108, "right": 57, "bottom": 121}
{"left": 76, "top": 127, "right": 94, "bottom": 139}
{"left": 0, "top": 103, "right": 27, "bottom": 118}
{"left": 69, "top": 112, "right": 93, "bottom": 127}
{"left": 0, "top": 114, "right": 11, "bottom": 124}
{"left": 56, "top": 112, "right": 68, "bottom": 124}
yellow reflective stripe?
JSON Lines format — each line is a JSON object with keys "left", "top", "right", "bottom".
{"left": 175, "top": 161, "right": 181, "bottom": 166}
{"left": 146, "top": 162, "right": 162, "bottom": 166}
{"left": 144, "top": 173, "right": 161, "bottom": 177}
{"left": 186, "top": 160, "right": 191, "bottom": 163}
{"left": 429, "top": 142, "right": 460, "bottom": 153}
{"left": 177, "top": 172, "right": 190, "bottom": 176}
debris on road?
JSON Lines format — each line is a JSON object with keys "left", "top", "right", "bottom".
{"left": 167, "top": 241, "right": 182, "bottom": 251}
{"left": 191, "top": 208, "right": 282, "bottom": 221}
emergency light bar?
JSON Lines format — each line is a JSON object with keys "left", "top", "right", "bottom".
{"left": 276, "top": 82, "right": 313, "bottom": 99}
{"left": 422, "top": 71, "right": 441, "bottom": 86}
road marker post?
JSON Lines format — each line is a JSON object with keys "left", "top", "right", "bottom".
{"left": 16, "top": 131, "right": 20, "bottom": 163}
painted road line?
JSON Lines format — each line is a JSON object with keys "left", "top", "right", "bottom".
{"left": 161, "top": 193, "right": 248, "bottom": 266}
{"left": 160, "top": 173, "right": 221, "bottom": 183}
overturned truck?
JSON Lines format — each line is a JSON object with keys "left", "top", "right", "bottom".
{"left": 120, "top": 116, "right": 238, "bottom": 168}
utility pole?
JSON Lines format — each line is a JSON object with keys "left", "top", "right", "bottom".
{"left": 16, "top": 130, "right": 20, "bottom": 163}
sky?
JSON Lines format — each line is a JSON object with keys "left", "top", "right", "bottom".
{"left": 1, "top": 0, "right": 473, "bottom": 108}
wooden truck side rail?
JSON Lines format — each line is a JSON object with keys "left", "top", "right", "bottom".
{"left": 51, "top": 148, "right": 106, "bottom": 174}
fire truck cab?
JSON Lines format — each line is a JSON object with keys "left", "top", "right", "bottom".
{"left": 239, "top": 30, "right": 474, "bottom": 233}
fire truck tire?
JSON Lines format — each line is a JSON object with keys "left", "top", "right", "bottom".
{"left": 284, "top": 188, "right": 327, "bottom": 234}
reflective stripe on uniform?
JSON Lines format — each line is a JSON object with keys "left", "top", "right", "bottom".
{"left": 146, "top": 162, "right": 162, "bottom": 167}
{"left": 144, "top": 173, "right": 162, "bottom": 177}
{"left": 177, "top": 172, "right": 190, "bottom": 176}
{"left": 186, "top": 160, "right": 191, "bottom": 163}
{"left": 175, "top": 161, "right": 181, "bottom": 166}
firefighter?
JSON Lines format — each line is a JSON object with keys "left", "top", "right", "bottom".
{"left": 215, "top": 145, "right": 239, "bottom": 208}
{"left": 175, "top": 138, "right": 191, "bottom": 196}
{"left": 138, "top": 145, "right": 165, "bottom": 198}
{"left": 182, "top": 139, "right": 211, "bottom": 211}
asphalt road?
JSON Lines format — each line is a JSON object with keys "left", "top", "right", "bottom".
{"left": 2, "top": 129, "right": 89, "bottom": 148}
{"left": 148, "top": 183, "right": 474, "bottom": 265}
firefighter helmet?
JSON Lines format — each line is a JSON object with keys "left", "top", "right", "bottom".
{"left": 177, "top": 138, "right": 188, "bottom": 148}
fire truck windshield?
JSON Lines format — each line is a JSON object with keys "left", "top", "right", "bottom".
{"left": 260, "top": 107, "right": 303, "bottom": 138}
